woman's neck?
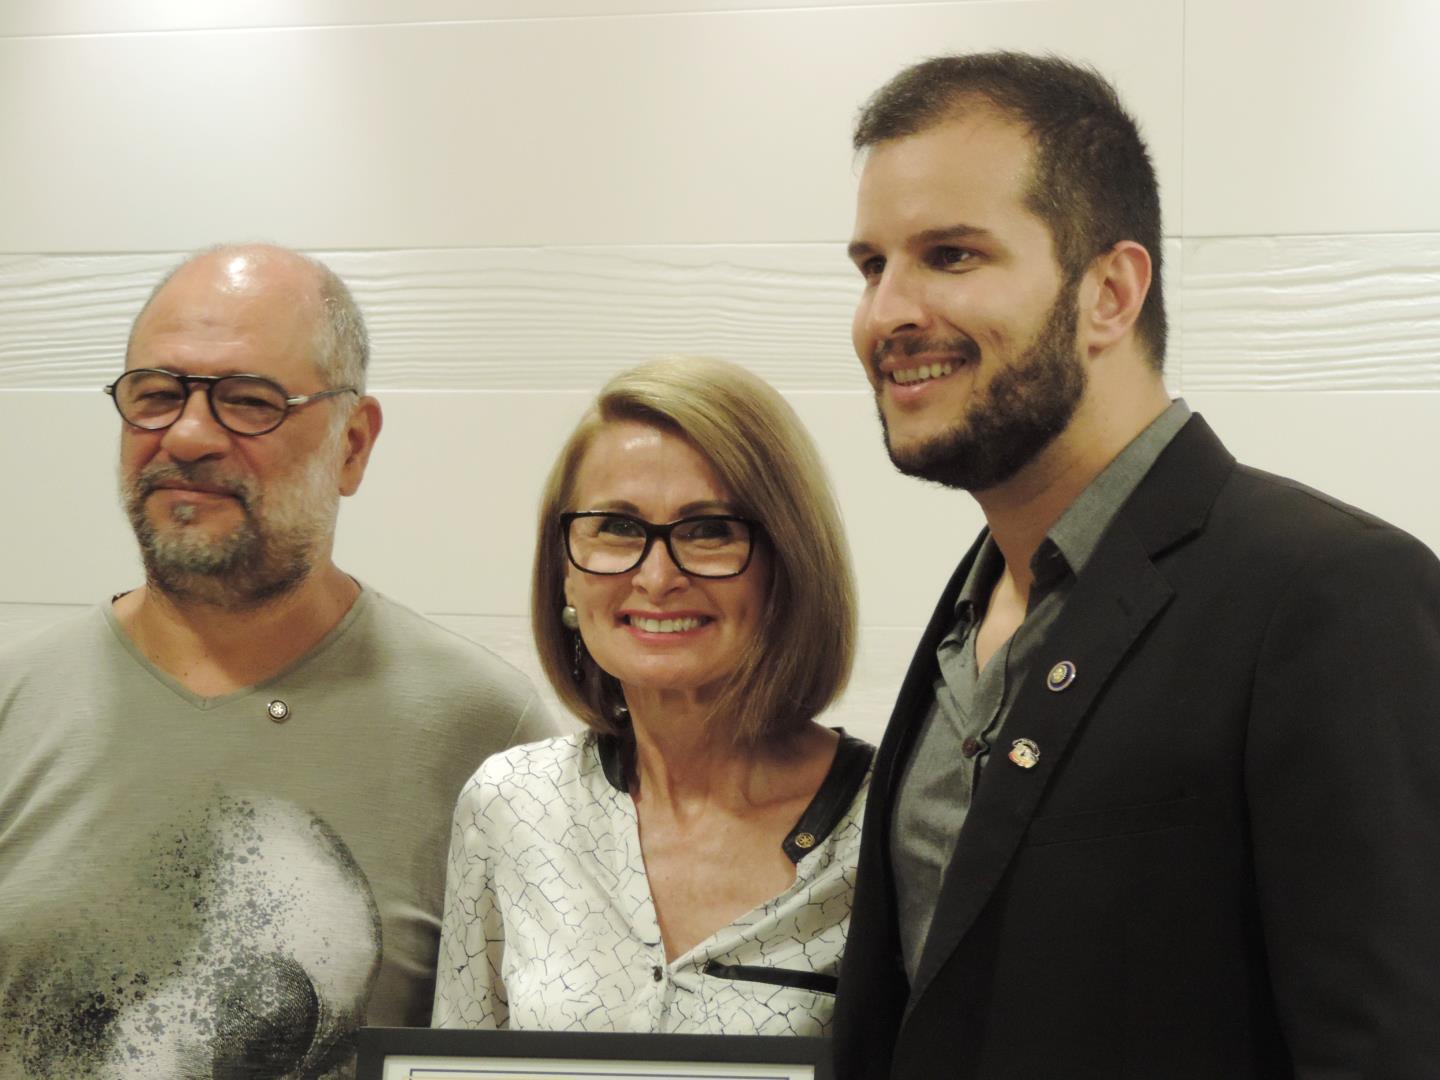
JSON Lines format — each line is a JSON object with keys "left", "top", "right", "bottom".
{"left": 626, "top": 701, "right": 833, "bottom": 818}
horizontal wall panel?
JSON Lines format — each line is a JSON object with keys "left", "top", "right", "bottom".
{"left": 8, "top": 386, "right": 1437, "bottom": 618}
{"left": 0, "top": 254, "right": 168, "bottom": 387}
{"left": 1184, "top": 0, "right": 1440, "bottom": 235}
{"left": 0, "top": 0, "right": 966, "bottom": 37}
{"left": 0, "top": 1, "right": 1183, "bottom": 252}
{"left": 0, "top": 389, "right": 979, "bottom": 630}
{"left": 352, "top": 390, "right": 982, "bottom": 630}
{"left": 0, "top": 247, "right": 865, "bottom": 392}
{"left": 1179, "top": 233, "right": 1440, "bottom": 391}
{"left": 0, "top": 236, "right": 1177, "bottom": 393}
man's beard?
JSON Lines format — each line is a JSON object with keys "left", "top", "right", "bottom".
{"left": 121, "top": 442, "right": 342, "bottom": 611}
{"left": 877, "top": 281, "right": 1086, "bottom": 492}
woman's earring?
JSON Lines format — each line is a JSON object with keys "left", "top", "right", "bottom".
{"left": 559, "top": 606, "right": 585, "bottom": 683}
{"left": 564, "top": 606, "right": 585, "bottom": 683}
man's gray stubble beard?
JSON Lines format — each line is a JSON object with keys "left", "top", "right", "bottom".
{"left": 120, "top": 442, "right": 344, "bottom": 611}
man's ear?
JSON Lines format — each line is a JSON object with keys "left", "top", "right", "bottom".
{"left": 1079, "top": 240, "right": 1151, "bottom": 356}
{"left": 338, "top": 395, "right": 383, "bottom": 497}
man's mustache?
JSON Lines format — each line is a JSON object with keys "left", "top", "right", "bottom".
{"left": 136, "top": 462, "right": 255, "bottom": 510}
{"left": 874, "top": 334, "right": 982, "bottom": 366}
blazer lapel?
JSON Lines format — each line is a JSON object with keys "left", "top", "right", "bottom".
{"left": 873, "top": 531, "right": 989, "bottom": 810}
{"left": 903, "top": 413, "right": 1236, "bottom": 1006}
{"left": 834, "top": 530, "right": 987, "bottom": 1065}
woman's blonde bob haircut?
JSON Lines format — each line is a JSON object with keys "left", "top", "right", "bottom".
{"left": 532, "top": 356, "right": 857, "bottom": 747}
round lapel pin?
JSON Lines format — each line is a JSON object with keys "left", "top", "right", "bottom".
{"left": 266, "top": 700, "right": 290, "bottom": 723}
{"left": 1008, "top": 738, "right": 1040, "bottom": 769}
{"left": 1046, "top": 660, "right": 1077, "bottom": 692}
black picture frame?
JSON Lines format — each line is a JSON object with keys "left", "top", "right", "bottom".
{"left": 356, "top": 1028, "right": 830, "bottom": 1080}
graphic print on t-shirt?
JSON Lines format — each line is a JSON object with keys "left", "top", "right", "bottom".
{"left": 1, "top": 793, "right": 382, "bottom": 1079}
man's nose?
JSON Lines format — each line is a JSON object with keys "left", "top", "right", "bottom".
{"left": 158, "top": 385, "right": 231, "bottom": 460}
{"left": 866, "top": 265, "right": 931, "bottom": 341}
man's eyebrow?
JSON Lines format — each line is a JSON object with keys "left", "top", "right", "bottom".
{"left": 848, "top": 223, "right": 995, "bottom": 263}
{"left": 847, "top": 240, "right": 878, "bottom": 263}
{"left": 914, "top": 224, "right": 995, "bottom": 246}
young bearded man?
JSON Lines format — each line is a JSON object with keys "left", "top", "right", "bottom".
{"left": 832, "top": 53, "right": 1440, "bottom": 1080}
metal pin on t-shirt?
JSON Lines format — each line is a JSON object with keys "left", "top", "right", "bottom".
{"left": 266, "top": 700, "right": 290, "bottom": 723}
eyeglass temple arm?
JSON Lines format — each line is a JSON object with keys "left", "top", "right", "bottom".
{"left": 285, "top": 387, "right": 359, "bottom": 406}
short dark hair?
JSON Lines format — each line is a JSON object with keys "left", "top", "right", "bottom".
{"left": 532, "top": 356, "right": 856, "bottom": 747}
{"left": 854, "top": 52, "right": 1166, "bottom": 367}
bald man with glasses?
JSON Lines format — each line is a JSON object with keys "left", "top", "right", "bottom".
{"left": 0, "top": 244, "right": 552, "bottom": 1079}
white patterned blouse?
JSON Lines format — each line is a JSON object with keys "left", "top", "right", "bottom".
{"left": 432, "top": 730, "right": 873, "bottom": 1036}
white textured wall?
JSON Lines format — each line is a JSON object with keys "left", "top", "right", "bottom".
{"left": 2, "top": 1, "right": 1437, "bottom": 744}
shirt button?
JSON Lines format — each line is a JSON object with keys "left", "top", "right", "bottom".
{"left": 652, "top": 965, "right": 663, "bottom": 982}
{"left": 961, "top": 738, "right": 982, "bottom": 759}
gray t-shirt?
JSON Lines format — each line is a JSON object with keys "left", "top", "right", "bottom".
{"left": 0, "top": 587, "right": 552, "bottom": 1079}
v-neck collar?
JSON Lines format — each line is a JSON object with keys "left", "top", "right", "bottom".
{"left": 588, "top": 731, "right": 872, "bottom": 970}
{"left": 594, "top": 730, "right": 873, "bottom": 865}
{"left": 99, "top": 588, "right": 372, "bottom": 711}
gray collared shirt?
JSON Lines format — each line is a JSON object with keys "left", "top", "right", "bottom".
{"left": 891, "top": 400, "right": 1192, "bottom": 983}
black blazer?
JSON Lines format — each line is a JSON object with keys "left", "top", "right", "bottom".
{"left": 833, "top": 416, "right": 1440, "bottom": 1079}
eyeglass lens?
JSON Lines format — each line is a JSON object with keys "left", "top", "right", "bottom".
{"left": 567, "top": 514, "right": 754, "bottom": 577}
{"left": 112, "top": 371, "right": 290, "bottom": 435}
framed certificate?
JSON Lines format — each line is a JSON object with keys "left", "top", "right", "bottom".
{"left": 355, "top": 1028, "right": 829, "bottom": 1080}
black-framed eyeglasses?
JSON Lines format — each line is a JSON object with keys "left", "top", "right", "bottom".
{"left": 103, "top": 368, "right": 359, "bottom": 436}
{"left": 562, "top": 512, "right": 762, "bottom": 579}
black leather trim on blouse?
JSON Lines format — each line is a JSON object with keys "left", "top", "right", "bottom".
{"left": 594, "top": 729, "right": 874, "bottom": 866}
{"left": 701, "top": 960, "right": 838, "bottom": 995}
{"left": 782, "top": 731, "right": 873, "bottom": 865}
{"left": 597, "top": 733, "right": 629, "bottom": 793}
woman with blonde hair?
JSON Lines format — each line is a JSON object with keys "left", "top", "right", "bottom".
{"left": 433, "top": 356, "right": 869, "bottom": 1035}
